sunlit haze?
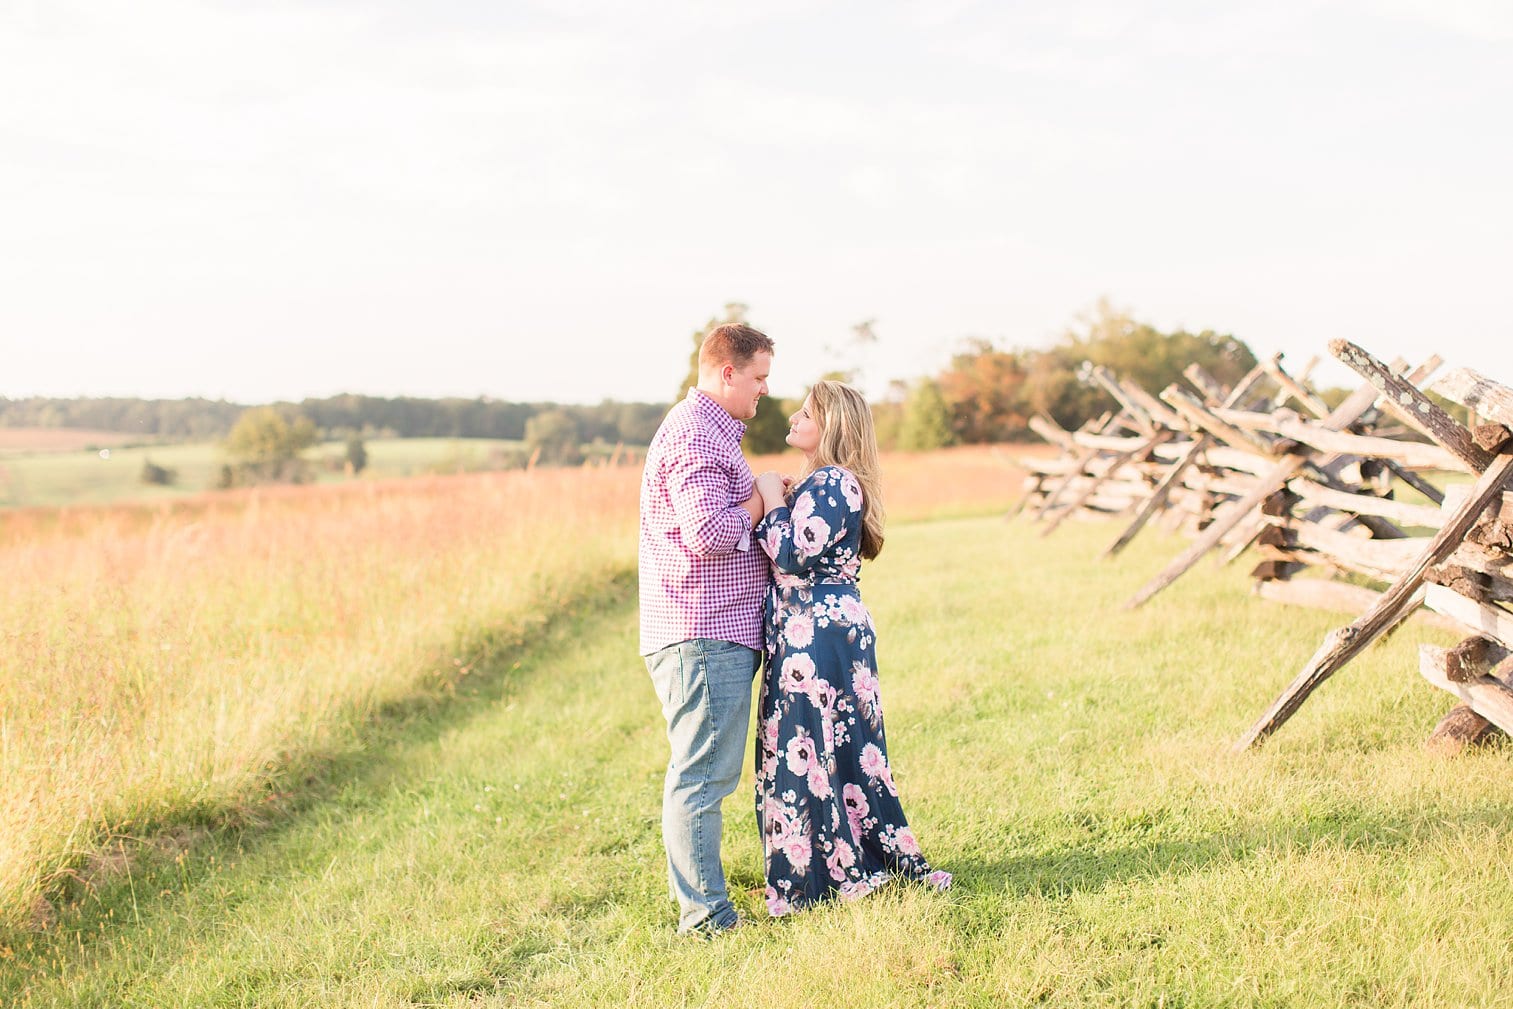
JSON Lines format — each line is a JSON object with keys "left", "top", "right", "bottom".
{"left": 3, "top": 0, "right": 1510, "bottom": 406}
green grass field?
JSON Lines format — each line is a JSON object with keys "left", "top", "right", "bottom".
{"left": 0, "top": 438, "right": 527, "bottom": 509}
{"left": 4, "top": 513, "right": 1510, "bottom": 1008}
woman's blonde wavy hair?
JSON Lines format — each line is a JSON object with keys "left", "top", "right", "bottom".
{"left": 801, "top": 380, "right": 885, "bottom": 560}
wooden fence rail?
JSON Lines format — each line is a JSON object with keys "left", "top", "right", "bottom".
{"left": 1018, "top": 341, "right": 1513, "bottom": 753}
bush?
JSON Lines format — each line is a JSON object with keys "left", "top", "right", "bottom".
{"left": 345, "top": 437, "right": 368, "bottom": 475}
{"left": 139, "top": 459, "right": 177, "bottom": 486}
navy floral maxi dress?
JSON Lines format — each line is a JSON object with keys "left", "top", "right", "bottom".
{"left": 752, "top": 465, "right": 951, "bottom": 916}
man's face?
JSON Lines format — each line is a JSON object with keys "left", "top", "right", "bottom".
{"left": 722, "top": 351, "right": 771, "bottom": 421}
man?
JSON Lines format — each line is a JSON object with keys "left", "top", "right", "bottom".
{"left": 639, "top": 322, "right": 773, "bottom": 935}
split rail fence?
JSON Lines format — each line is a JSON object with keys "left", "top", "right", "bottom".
{"left": 1016, "top": 339, "right": 1513, "bottom": 753}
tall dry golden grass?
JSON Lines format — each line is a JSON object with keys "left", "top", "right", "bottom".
{"left": 0, "top": 446, "right": 1027, "bottom": 929}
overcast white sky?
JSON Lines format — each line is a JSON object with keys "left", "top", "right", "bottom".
{"left": 2, "top": 0, "right": 1510, "bottom": 406}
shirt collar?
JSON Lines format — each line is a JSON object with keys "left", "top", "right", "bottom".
{"left": 688, "top": 387, "right": 747, "bottom": 441}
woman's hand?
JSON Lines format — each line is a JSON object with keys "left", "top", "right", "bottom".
{"left": 755, "top": 471, "right": 790, "bottom": 512}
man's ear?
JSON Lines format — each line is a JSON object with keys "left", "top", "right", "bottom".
{"left": 722, "top": 364, "right": 735, "bottom": 386}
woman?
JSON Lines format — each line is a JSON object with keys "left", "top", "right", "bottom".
{"left": 751, "top": 380, "right": 951, "bottom": 917}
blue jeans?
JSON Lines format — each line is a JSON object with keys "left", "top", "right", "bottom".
{"left": 645, "top": 638, "right": 760, "bottom": 933}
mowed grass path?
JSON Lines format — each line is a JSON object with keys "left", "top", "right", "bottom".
{"left": 5, "top": 515, "right": 1513, "bottom": 1007}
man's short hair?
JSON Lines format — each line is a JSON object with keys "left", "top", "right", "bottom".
{"left": 699, "top": 323, "right": 775, "bottom": 373}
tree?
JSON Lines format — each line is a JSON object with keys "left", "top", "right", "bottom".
{"left": 897, "top": 379, "right": 956, "bottom": 451}
{"left": 818, "top": 318, "right": 879, "bottom": 385}
{"left": 223, "top": 407, "right": 318, "bottom": 485}
{"left": 226, "top": 407, "right": 317, "bottom": 465}
{"left": 935, "top": 339, "right": 1032, "bottom": 442}
{"left": 1038, "top": 299, "right": 1257, "bottom": 429}
{"left": 524, "top": 409, "right": 583, "bottom": 465}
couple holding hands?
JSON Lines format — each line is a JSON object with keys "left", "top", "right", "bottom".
{"left": 638, "top": 323, "right": 950, "bottom": 935}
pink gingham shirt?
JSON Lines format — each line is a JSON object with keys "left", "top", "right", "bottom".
{"left": 638, "top": 388, "right": 767, "bottom": 655}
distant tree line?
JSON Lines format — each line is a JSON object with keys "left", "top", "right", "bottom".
{"left": 0, "top": 394, "right": 668, "bottom": 446}
{"left": 875, "top": 300, "right": 1261, "bottom": 450}
{"left": 5, "top": 301, "right": 1266, "bottom": 465}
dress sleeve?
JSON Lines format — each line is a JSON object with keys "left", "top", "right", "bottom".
{"left": 754, "top": 467, "right": 861, "bottom": 575}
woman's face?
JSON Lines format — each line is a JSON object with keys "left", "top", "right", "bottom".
{"left": 786, "top": 397, "right": 821, "bottom": 455}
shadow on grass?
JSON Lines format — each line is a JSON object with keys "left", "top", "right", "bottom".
{"left": 0, "top": 570, "right": 639, "bottom": 988}
{"left": 943, "top": 798, "right": 1513, "bottom": 911}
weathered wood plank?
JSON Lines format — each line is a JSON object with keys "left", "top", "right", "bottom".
{"left": 1067, "top": 431, "right": 1179, "bottom": 453}
{"left": 1161, "top": 386, "right": 1276, "bottom": 457}
{"left": 1287, "top": 476, "right": 1445, "bottom": 528}
{"left": 1116, "top": 376, "right": 1190, "bottom": 432}
{"left": 1040, "top": 431, "right": 1173, "bottom": 536}
{"left": 1087, "top": 366, "right": 1156, "bottom": 437}
{"left": 1261, "top": 353, "right": 1331, "bottom": 418}
{"left": 1028, "top": 412, "right": 1076, "bottom": 451}
{"left": 1253, "top": 577, "right": 1389, "bottom": 614}
{"left": 1126, "top": 358, "right": 1439, "bottom": 611}
{"left": 1182, "top": 471, "right": 1262, "bottom": 498}
{"left": 1431, "top": 367, "right": 1513, "bottom": 429}
{"left": 1182, "top": 364, "right": 1231, "bottom": 405}
{"left": 1331, "top": 339, "right": 1492, "bottom": 472}
{"left": 1032, "top": 444, "right": 1104, "bottom": 519}
{"left": 1426, "top": 704, "right": 1506, "bottom": 754}
{"left": 1443, "top": 635, "right": 1508, "bottom": 682}
{"left": 1474, "top": 424, "right": 1513, "bottom": 452}
{"left": 1235, "top": 450, "right": 1513, "bottom": 749}
{"left": 1261, "top": 518, "right": 1413, "bottom": 581}
{"left": 1419, "top": 646, "right": 1513, "bottom": 737}
{"left": 1208, "top": 408, "right": 1465, "bottom": 471}
{"left": 1254, "top": 579, "right": 1469, "bottom": 634}
{"left": 1102, "top": 370, "right": 1270, "bottom": 558}
{"left": 1421, "top": 584, "right": 1513, "bottom": 648}
{"left": 1423, "top": 635, "right": 1512, "bottom": 752}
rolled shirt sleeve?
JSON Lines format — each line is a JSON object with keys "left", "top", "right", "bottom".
{"left": 666, "top": 449, "right": 753, "bottom": 556}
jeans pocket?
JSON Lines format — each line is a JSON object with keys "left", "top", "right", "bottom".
{"left": 646, "top": 643, "right": 687, "bottom": 710}
{"left": 699, "top": 641, "right": 757, "bottom": 706}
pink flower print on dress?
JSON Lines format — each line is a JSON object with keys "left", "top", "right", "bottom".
{"left": 774, "top": 569, "right": 805, "bottom": 590}
{"left": 825, "top": 837, "right": 857, "bottom": 882}
{"left": 807, "top": 677, "right": 837, "bottom": 713}
{"left": 925, "top": 870, "right": 953, "bottom": 891}
{"left": 779, "top": 653, "right": 816, "bottom": 696}
{"left": 806, "top": 761, "right": 833, "bottom": 800}
{"left": 838, "top": 594, "right": 870, "bottom": 627}
{"left": 783, "top": 613, "right": 814, "bottom": 649}
{"left": 782, "top": 832, "right": 812, "bottom": 871}
{"left": 840, "top": 471, "right": 863, "bottom": 512}
{"left": 763, "top": 800, "right": 793, "bottom": 846}
{"left": 791, "top": 489, "right": 816, "bottom": 525}
{"left": 895, "top": 826, "right": 922, "bottom": 857}
{"left": 785, "top": 731, "right": 817, "bottom": 776}
{"left": 760, "top": 524, "right": 783, "bottom": 559}
{"left": 810, "top": 682, "right": 839, "bottom": 750}
{"left": 796, "top": 516, "right": 832, "bottom": 559}
{"left": 766, "top": 886, "right": 792, "bottom": 917}
{"left": 859, "top": 743, "right": 898, "bottom": 796}
{"left": 842, "top": 783, "right": 870, "bottom": 836}
{"left": 851, "top": 661, "right": 879, "bottom": 709}
{"left": 838, "top": 878, "right": 874, "bottom": 902}
{"left": 762, "top": 711, "right": 781, "bottom": 756}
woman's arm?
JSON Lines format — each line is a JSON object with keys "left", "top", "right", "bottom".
{"left": 754, "top": 468, "right": 858, "bottom": 575}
